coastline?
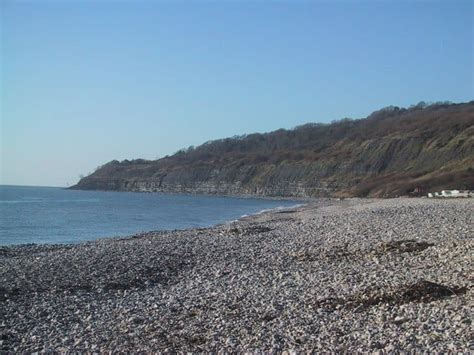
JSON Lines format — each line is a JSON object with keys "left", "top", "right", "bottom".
{"left": 0, "top": 185, "right": 305, "bottom": 246}
{"left": 1, "top": 197, "right": 472, "bottom": 352}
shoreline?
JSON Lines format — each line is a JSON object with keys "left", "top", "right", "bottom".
{"left": 1, "top": 200, "right": 309, "bottom": 248}
{"left": 1, "top": 197, "right": 472, "bottom": 352}
{"left": 0, "top": 185, "right": 307, "bottom": 247}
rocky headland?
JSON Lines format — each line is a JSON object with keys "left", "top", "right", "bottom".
{"left": 1, "top": 198, "right": 472, "bottom": 352}
{"left": 72, "top": 101, "right": 474, "bottom": 198}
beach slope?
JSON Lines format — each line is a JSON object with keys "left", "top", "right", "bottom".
{"left": 1, "top": 198, "right": 472, "bottom": 352}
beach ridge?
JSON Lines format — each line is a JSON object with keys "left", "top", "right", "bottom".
{"left": 1, "top": 198, "right": 472, "bottom": 352}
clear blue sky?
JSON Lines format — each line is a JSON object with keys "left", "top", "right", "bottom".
{"left": 1, "top": 0, "right": 473, "bottom": 187}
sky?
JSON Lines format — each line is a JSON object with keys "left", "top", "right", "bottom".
{"left": 1, "top": 0, "right": 473, "bottom": 187}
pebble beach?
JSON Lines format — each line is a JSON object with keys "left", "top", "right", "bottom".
{"left": 1, "top": 198, "right": 472, "bottom": 352}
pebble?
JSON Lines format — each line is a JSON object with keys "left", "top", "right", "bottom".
{"left": 0, "top": 198, "right": 472, "bottom": 352}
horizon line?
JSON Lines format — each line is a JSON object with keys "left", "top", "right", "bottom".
{"left": 0, "top": 184, "right": 67, "bottom": 189}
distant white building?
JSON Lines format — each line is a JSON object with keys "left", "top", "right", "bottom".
{"left": 428, "top": 190, "right": 472, "bottom": 198}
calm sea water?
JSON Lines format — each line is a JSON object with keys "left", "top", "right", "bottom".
{"left": 0, "top": 185, "right": 300, "bottom": 245}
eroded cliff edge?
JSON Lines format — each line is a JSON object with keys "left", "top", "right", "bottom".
{"left": 72, "top": 102, "right": 474, "bottom": 197}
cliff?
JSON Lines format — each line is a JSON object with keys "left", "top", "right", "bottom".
{"left": 72, "top": 102, "right": 474, "bottom": 197}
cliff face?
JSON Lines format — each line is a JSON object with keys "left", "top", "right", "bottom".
{"left": 72, "top": 102, "right": 474, "bottom": 197}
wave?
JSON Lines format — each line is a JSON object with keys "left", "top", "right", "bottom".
{"left": 236, "top": 203, "right": 306, "bottom": 220}
{"left": 253, "top": 203, "right": 306, "bottom": 215}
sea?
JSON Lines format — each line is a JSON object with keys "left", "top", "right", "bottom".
{"left": 0, "top": 185, "right": 301, "bottom": 245}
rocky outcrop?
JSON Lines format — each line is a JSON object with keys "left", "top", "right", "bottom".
{"left": 72, "top": 102, "right": 474, "bottom": 197}
{"left": 74, "top": 163, "right": 343, "bottom": 197}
